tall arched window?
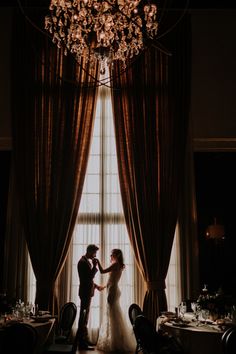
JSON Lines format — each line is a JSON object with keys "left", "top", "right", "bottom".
{"left": 27, "top": 76, "right": 181, "bottom": 328}
{"left": 70, "top": 82, "right": 136, "bottom": 337}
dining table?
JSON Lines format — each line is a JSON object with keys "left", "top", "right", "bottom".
{"left": 0, "top": 314, "right": 56, "bottom": 353}
{"left": 156, "top": 312, "right": 232, "bottom": 354}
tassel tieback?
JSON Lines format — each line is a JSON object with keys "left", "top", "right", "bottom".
{"left": 146, "top": 280, "right": 166, "bottom": 290}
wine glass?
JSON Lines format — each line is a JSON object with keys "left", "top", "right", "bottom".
{"left": 191, "top": 302, "right": 201, "bottom": 325}
{"left": 24, "top": 302, "right": 32, "bottom": 320}
{"left": 201, "top": 309, "right": 210, "bottom": 323}
{"left": 191, "top": 302, "right": 197, "bottom": 313}
{"left": 179, "top": 301, "right": 187, "bottom": 319}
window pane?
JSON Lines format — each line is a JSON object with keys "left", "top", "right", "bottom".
{"left": 104, "top": 194, "right": 123, "bottom": 213}
{"left": 73, "top": 224, "right": 100, "bottom": 245}
{"left": 85, "top": 175, "right": 100, "bottom": 193}
{"left": 79, "top": 194, "right": 99, "bottom": 213}
{"left": 87, "top": 156, "right": 100, "bottom": 174}
{"left": 105, "top": 156, "right": 117, "bottom": 173}
{"left": 93, "top": 116, "right": 100, "bottom": 137}
{"left": 90, "top": 137, "right": 100, "bottom": 154}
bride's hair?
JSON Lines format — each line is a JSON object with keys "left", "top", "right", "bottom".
{"left": 111, "top": 249, "right": 125, "bottom": 268}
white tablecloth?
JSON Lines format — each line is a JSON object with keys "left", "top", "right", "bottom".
{"left": 157, "top": 314, "right": 225, "bottom": 354}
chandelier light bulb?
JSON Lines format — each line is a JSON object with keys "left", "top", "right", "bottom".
{"left": 45, "top": 0, "right": 158, "bottom": 73}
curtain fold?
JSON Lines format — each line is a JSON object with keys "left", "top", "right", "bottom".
{"left": 10, "top": 9, "right": 99, "bottom": 311}
{"left": 111, "top": 15, "right": 191, "bottom": 324}
{"left": 178, "top": 126, "right": 200, "bottom": 301}
{"left": 3, "top": 162, "right": 28, "bottom": 303}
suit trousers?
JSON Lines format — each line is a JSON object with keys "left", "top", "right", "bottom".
{"left": 78, "top": 295, "right": 92, "bottom": 343}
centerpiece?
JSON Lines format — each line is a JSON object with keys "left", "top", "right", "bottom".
{"left": 196, "top": 286, "right": 234, "bottom": 321}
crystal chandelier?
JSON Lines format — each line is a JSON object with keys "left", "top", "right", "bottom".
{"left": 45, "top": 0, "right": 158, "bottom": 73}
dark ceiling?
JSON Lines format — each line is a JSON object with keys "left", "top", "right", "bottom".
{"left": 1, "top": 0, "right": 236, "bottom": 9}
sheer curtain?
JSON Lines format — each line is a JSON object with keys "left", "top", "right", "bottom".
{"left": 165, "top": 225, "right": 181, "bottom": 312}
{"left": 70, "top": 78, "right": 136, "bottom": 342}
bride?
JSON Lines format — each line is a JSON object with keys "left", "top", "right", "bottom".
{"left": 95, "top": 249, "right": 136, "bottom": 352}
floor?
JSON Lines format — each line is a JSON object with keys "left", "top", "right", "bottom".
{"left": 77, "top": 350, "right": 103, "bottom": 354}
{"left": 77, "top": 350, "right": 134, "bottom": 354}
{"left": 76, "top": 349, "right": 133, "bottom": 354}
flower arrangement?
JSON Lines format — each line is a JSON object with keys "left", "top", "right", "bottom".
{"left": 196, "top": 287, "right": 235, "bottom": 319}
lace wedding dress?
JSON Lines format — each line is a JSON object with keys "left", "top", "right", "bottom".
{"left": 96, "top": 267, "right": 136, "bottom": 352}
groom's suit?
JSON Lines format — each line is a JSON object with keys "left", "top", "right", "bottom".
{"left": 77, "top": 255, "right": 98, "bottom": 345}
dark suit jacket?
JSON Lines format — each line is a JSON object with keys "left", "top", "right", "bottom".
{"left": 77, "top": 256, "right": 98, "bottom": 299}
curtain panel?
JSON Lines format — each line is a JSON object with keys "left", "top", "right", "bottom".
{"left": 3, "top": 163, "right": 28, "bottom": 303}
{"left": 111, "top": 15, "right": 191, "bottom": 324}
{"left": 178, "top": 127, "right": 200, "bottom": 301}
{"left": 11, "top": 9, "right": 99, "bottom": 311}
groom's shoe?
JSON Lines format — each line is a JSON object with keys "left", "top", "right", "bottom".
{"left": 78, "top": 342, "right": 95, "bottom": 350}
{"left": 86, "top": 340, "right": 95, "bottom": 346}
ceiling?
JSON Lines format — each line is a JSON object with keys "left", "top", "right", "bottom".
{"left": 1, "top": 0, "right": 236, "bottom": 9}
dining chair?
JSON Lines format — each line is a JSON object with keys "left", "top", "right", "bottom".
{"left": 43, "top": 328, "right": 79, "bottom": 354}
{"left": 133, "top": 314, "right": 161, "bottom": 353}
{"left": 128, "top": 304, "right": 144, "bottom": 353}
{"left": 128, "top": 303, "right": 143, "bottom": 326}
{"left": 133, "top": 314, "right": 185, "bottom": 354}
{"left": 1, "top": 322, "right": 38, "bottom": 354}
{"left": 222, "top": 326, "right": 236, "bottom": 354}
{"left": 55, "top": 302, "right": 77, "bottom": 344}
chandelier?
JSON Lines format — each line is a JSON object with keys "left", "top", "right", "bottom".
{"left": 45, "top": 0, "right": 158, "bottom": 73}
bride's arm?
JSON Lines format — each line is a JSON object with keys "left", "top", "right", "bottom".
{"left": 96, "top": 259, "right": 116, "bottom": 274}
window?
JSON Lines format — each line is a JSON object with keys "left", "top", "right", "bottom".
{"left": 27, "top": 77, "right": 181, "bottom": 323}
{"left": 166, "top": 225, "right": 181, "bottom": 311}
{"left": 70, "top": 82, "right": 135, "bottom": 335}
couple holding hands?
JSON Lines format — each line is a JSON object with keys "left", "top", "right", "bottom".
{"left": 77, "top": 244, "right": 135, "bottom": 351}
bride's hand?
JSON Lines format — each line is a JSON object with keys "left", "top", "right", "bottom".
{"left": 92, "top": 258, "right": 98, "bottom": 266}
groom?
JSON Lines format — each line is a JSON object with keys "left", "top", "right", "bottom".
{"left": 77, "top": 244, "right": 103, "bottom": 350}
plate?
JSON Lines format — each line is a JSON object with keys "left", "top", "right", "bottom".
{"left": 31, "top": 315, "right": 52, "bottom": 323}
{"left": 171, "top": 322, "right": 189, "bottom": 327}
{"left": 161, "top": 311, "right": 175, "bottom": 316}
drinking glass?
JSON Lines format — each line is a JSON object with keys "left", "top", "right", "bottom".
{"left": 179, "top": 301, "right": 187, "bottom": 319}
{"left": 191, "top": 302, "right": 201, "bottom": 325}
{"left": 201, "top": 309, "right": 210, "bottom": 323}
{"left": 191, "top": 302, "right": 197, "bottom": 314}
{"left": 24, "top": 302, "right": 32, "bottom": 320}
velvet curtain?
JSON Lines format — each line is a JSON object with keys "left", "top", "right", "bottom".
{"left": 178, "top": 127, "right": 200, "bottom": 301}
{"left": 111, "top": 15, "right": 191, "bottom": 324}
{"left": 3, "top": 163, "right": 28, "bottom": 302}
{"left": 11, "top": 9, "right": 99, "bottom": 311}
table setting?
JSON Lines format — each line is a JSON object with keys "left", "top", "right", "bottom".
{"left": 157, "top": 288, "right": 236, "bottom": 354}
{"left": 0, "top": 300, "right": 56, "bottom": 353}
{"left": 0, "top": 300, "right": 55, "bottom": 327}
{"left": 157, "top": 310, "right": 232, "bottom": 333}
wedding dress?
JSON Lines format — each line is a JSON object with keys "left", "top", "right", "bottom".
{"left": 96, "top": 266, "right": 136, "bottom": 352}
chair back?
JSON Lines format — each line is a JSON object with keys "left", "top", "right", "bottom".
{"left": 128, "top": 303, "right": 143, "bottom": 326}
{"left": 44, "top": 328, "right": 79, "bottom": 353}
{"left": 133, "top": 315, "right": 184, "bottom": 354}
{"left": 1, "top": 322, "right": 38, "bottom": 354}
{"left": 133, "top": 315, "right": 160, "bottom": 353}
{"left": 222, "top": 326, "right": 236, "bottom": 354}
{"left": 56, "top": 302, "right": 77, "bottom": 343}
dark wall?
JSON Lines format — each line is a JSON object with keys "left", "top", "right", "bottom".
{"left": 194, "top": 152, "right": 236, "bottom": 295}
{"left": 0, "top": 151, "right": 11, "bottom": 292}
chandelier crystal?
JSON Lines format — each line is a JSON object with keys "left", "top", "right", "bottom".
{"left": 45, "top": 0, "right": 158, "bottom": 73}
